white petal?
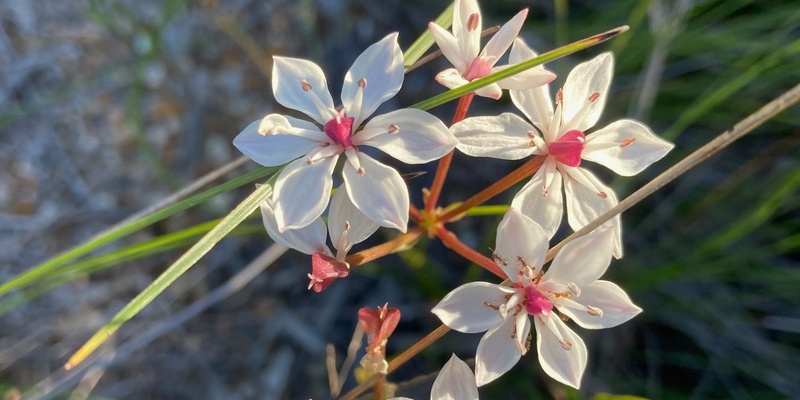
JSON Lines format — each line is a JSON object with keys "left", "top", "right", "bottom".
{"left": 432, "top": 282, "right": 514, "bottom": 333}
{"left": 342, "top": 152, "right": 409, "bottom": 232}
{"left": 435, "top": 68, "right": 471, "bottom": 90}
{"left": 583, "top": 119, "right": 674, "bottom": 176}
{"left": 429, "top": 23, "right": 468, "bottom": 72}
{"left": 481, "top": 8, "right": 527, "bottom": 64}
{"left": 453, "top": 0, "right": 481, "bottom": 62}
{"left": 474, "top": 82, "right": 503, "bottom": 100}
{"left": 475, "top": 313, "right": 529, "bottom": 386}
{"left": 328, "top": 184, "right": 379, "bottom": 254}
{"left": 535, "top": 315, "right": 587, "bottom": 388}
{"left": 543, "top": 226, "right": 615, "bottom": 287}
{"left": 562, "top": 52, "right": 613, "bottom": 132}
{"left": 233, "top": 118, "right": 319, "bottom": 167}
{"left": 272, "top": 56, "right": 335, "bottom": 124}
{"left": 260, "top": 196, "right": 328, "bottom": 255}
{"left": 562, "top": 167, "right": 623, "bottom": 258}
{"left": 431, "top": 354, "right": 479, "bottom": 400}
{"left": 495, "top": 208, "right": 549, "bottom": 280}
{"left": 342, "top": 33, "right": 404, "bottom": 127}
{"left": 273, "top": 156, "right": 337, "bottom": 231}
{"left": 359, "top": 109, "right": 457, "bottom": 164}
{"left": 560, "top": 280, "right": 642, "bottom": 329}
{"left": 496, "top": 64, "right": 556, "bottom": 91}
{"left": 510, "top": 164, "right": 564, "bottom": 239}
{"left": 452, "top": 113, "right": 536, "bottom": 160}
{"left": 509, "top": 38, "right": 553, "bottom": 137}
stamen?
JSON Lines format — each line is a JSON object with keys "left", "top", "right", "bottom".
{"left": 467, "top": 13, "right": 480, "bottom": 31}
{"left": 388, "top": 124, "right": 399, "bottom": 134}
{"left": 558, "top": 339, "right": 573, "bottom": 350}
{"left": 301, "top": 79, "right": 312, "bottom": 91}
{"left": 555, "top": 89, "right": 563, "bottom": 104}
{"left": 588, "top": 92, "right": 600, "bottom": 102}
{"left": 620, "top": 137, "right": 636, "bottom": 148}
{"left": 542, "top": 187, "right": 549, "bottom": 197}
{"left": 598, "top": 191, "right": 608, "bottom": 199}
{"left": 587, "top": 305, "right": 603, "bottom": 317}
{"left": 567, "top": 282, "right": 581, "bottom": 296}
{"left": 357, "top": 167, "right": 365, "bottom": 176}
{"left": 491, "top": 253, "right": 508, "bottom": 266}
{"left": 484, "top": 301, "right": 500, "bottom": 311}
{"left": 358, "top": 77, "right": 367, "bottom": 88}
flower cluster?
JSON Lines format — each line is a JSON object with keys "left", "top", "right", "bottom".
{"left": 233, "top": 0, "right": 673, "bottom": 394}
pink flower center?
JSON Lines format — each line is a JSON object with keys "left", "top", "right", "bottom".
{"left": 524, "top": 285, "right": 553, "bottom": 315}
{"left": 323, "top": 115, "right": 355, "bottom": 149}
{"left": 548, "top": 129, "right": 586, "bottom": 167}
{"left": 464, "top": 57, "right": 491, "bottom": 81}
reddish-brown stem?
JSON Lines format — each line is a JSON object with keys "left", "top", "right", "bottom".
{"left": 409, "top": 203, "right": 423, "bottom": 223}
{"left": 424, "top": 93, "right": 475, "bottom": 213}
{"left": 373, "top": 374, "right": 385, "bottom": 400}
{"left": 339, "top": 324, "right": 451, "bottom": 400}
{"left": 439, "top": 156, "right": 545, "bottom": 222}
{"left": 435, "top": 226, "right": 506, "bottom": 279}
{"left": 345, "top": 228, "right": 423, "bottom": 268}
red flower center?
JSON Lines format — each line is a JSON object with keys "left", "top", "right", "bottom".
{"left": 464, "top": 57, "right": 491, "bottom": 81}
{"left": 323, "top": 115, "right": 355, "bottom": 148}
{"left": 524, "top": 286, "right": 553, "bottom": 315}
{"left": 548, "top": 129, "right": 586, "bottom": 167}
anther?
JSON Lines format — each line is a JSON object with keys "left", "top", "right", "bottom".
{"left": 587, "top": 305, "right": 603, "bottom": 317}
{"left": 301, "top": 79, "right": 312, "bottom": 91}
{"left": 388, "top": 124, "right": 399, "bottom": 134}
{"left": 491, "top": 253, "right": 508, "bottom": 266}
{"left": 484, "top": 301, "right": 500, "bottom": 311}
{"left": 567, "top": 282, "right": 581, "bottom": 296}
{"left": 620, "top": 137, "right": 636, "bottom": 148}
{"left": 357, "top": 167, "right": 365, "bottom": 176}
{"left": 598, "top": 191, "right": 608, "bottom": 199}
{"left": 559, "top": 339, "right": 573, "bottom": 350}
{"left": 555, "top": 89, "right": 564, "bottom": 103}
{"left": 542, "top": 187, "right": 549, "bottom": 197}
{"left": 467, "top": 13, "right": 480, "bottom": 31}
{"left": 344, "top": 221, "right": 351, "bottom": 232}
{"left": 588, "top": 92, "right": 600, "bottom": 102}
{"left": 358, "top": 77, "right": 367, "bottom": 88}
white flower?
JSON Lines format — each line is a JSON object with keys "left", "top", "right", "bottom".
{"left": 452, "top": 42, "right": 674, "bottom": 258}
{"left": 235, "top": 33, "right": 457, "bottom": 232}
{"left": 260, "top": 184, "right": 379, "bottom": 292}
{"left": 432, "top": 209, "right": 642, "bottom": 388}
{"left": 390, "top": 354, "right": 479, "bottom": 400}
{"left": 427, "top": 0, "right": 555, "bottom": 99}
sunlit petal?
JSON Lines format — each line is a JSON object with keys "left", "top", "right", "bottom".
{"left": 583, "top": 119, "right": 674, "bottom": 176}
{"left": 432, "top": 282, "right": 514, "bottom": 333}
{"left": 272, "top": 56, "right": 335, "bottom": 124}
{"left": 452, "top": 113, "right": 536, "bottom": 160}
{"left": 559, "top": 280, "right": 642, "bottom": 329}
{"left": 535, "top": 315, "right": 587, "bottom": 388}
{"left": 562, "top": 52, "right": 613, "bottom": 132}
{"left": 475, "top": 313, "right": 529, "bottom": 386}
{"left": 495, "top": 208, "right": 549, "bottom": 279}
{"left": 342, "top": 33, "right": 404, "bottom": 127}
{"left": 328, "top": 184, "right": 379, "bottom": 254}
{"left": 273, "top": 156, "right": 337, "bottom": 231}
{"left": 431, "top": 354, "right": 479, "bottom": 400}
{"left": 544, "top": 226, "right": 615, "bottom": 287}
{"left": 360, "top": 109, "right": 457, "bottom": 164}
{"left": 342, "top": 152, "right": 409, "bottom": 232}
{"left": 510, "top": 165, "right": 564, "bottom": 238}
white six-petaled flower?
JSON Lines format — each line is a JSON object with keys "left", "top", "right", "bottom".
{"left": 235, "top": 33, "right": 457, "bottom": 233}
{"left": 428, "top": 0, "right": 555, "bottom": 99}
{"left": 260, "top": 184, "right": 379, "bottom": 292}
{"left": 452, "top": 41, "right": 674, "bottom": 258}
{"left": 432, "top": 209, "right": 642, "bottom": 388}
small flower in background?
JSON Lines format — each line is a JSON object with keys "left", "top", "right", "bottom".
{"left": 235, "top": 33, "right": 457, "bottom": 233}
{"left": 452, "top": 41, "right": 674, "bottom": 258}
{"left": 428, "top": 0, "right": 555, "bottom": 99}
{"left": 259, "top": 184, "right": 379, "bottom": 292}
{"left": 359, "top": 303, "right": 401, "bottom": 375}
{"left": 432, "top": 209, "right": 642, "bottom": 388}
{"left": 390, "top": 354, "right": 479, "bottom": 400}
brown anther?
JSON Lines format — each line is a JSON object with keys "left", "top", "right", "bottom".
{"left": 587, "top": 305, "right": 603, "bottom": 317}
{"left": 588, "top": 92, "right": 600, "bottom": 102}
{"left": 556, "top": 89, "right": 564, "bottom": 103}
{"left": 344, "top": 220, "right": 351, "bottom": 231}
{"left": 322, "top": 142, "right": 330, "bottom": 147}
{"left": 527, "top": 131, "right": 537, "bottom": 139}
{"left": 560, "top": 314, "right": 571, "bottom": 322}
{"left": 467, "top": 13, "right": 480, "bottom": 31}
{"left": 516, "top": 255, "right": 530, "bottom": 269}
{"left": 388, "top": 124, "right": 399, "bottom": 134}
{"left": 559, "top": 339, "right": 573, "bottom": 350}
{"left": 620, "top": 137, "right": 636, "bottom": 148}
{"left": 358, "top": 77, "right": 367, "bottom": 88}
{"left": 491, "top": 253, "right": 508, "bottom": 266}
{"left": 484, "top": 301, "right": 500, "bottom": 311}
{"left": 301, "top": 79, "right": 312, "bottom": 91}
{"left": 357, "top": 167, "right": 366, "bottom": 176}
{"left": 525, "top": 333, "right": 533, "bottom": 352}
{"left": 542, "top": 187, "right": 549, "bottom": 197}
{"left": 598, "top": 191, "right": 608, "bottom": 199}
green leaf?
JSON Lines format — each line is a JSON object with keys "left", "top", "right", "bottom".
{"left": 403, "top": 2, "right": 454, "bottom": 69}
{"left": 0, "top": 166, "right": 277, "bottom": 298}
{"left": 65, "top": 182, "right": 275, "bottom": 369}
{"left": 411, "top": 25, "right": 629, "bottom": 111}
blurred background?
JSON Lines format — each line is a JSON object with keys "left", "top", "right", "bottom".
{"left": 1, "top": 0, "right": 798, "bottom": 398}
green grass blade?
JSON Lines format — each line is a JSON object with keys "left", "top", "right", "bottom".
{"left": 0, "top": 166, "right": 277, "bottom": 298}
{"left": 410, "top": 25, "right": 629, "bottom": 111}
{"left": 65, "top": 182, "right": 275, "bottom": 369}
{"left": 464, "top": 205, "right": 509, "bottom": 217}
{"left": 403, "top": 2, "right": 454, "bottom": 69}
